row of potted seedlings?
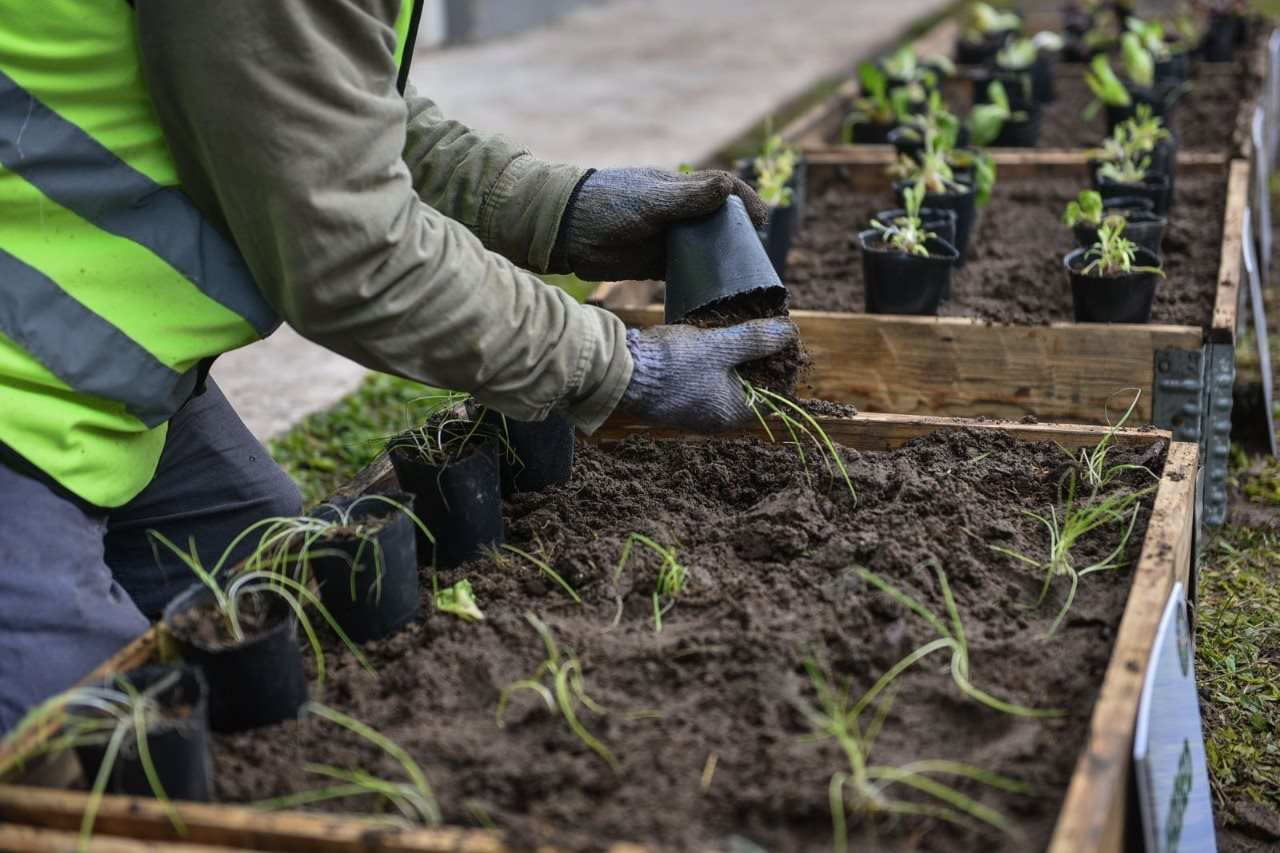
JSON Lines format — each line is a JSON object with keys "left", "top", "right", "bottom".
{"left": 2, "top": 400, "right": 579, "bottom": 839}
{"left": 859, "top": 105, "right": 1177, "bottom": 324}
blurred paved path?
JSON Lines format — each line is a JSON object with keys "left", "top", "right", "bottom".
{"left": 215, "top": 0, "right": 949, "bottom": 439}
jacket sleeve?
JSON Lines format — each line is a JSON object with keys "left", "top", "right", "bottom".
{"left": 133, "top": 0, "right": 631, "bottom": 431}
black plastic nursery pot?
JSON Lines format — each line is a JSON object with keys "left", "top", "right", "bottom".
{"left": 1103, "top": 82, "right": 1184, "bottom": 134}
{"left": 759, "top": 202, "right": 798, "bottom": 279}
{"left": 893, "top": 179, "right": 977, "bottom": 264}
{"left": 74, "top": 664, "right": 212, "bottom": 803}
{"left": 991, "top": 109, "right": 1041, "bottom": 147}
{"left": 1097, "top": 173, "right": 1173, "bottom": 216}
{"left": 663, "top": 193, "right": 786, "bottom": 323}
{"left": 972, "top": 68, "right": 1036, "bottom": 111}
{"left": 848, "top": 119, "right": 895, "bottom": 145}
{"left": 162, "top": 586, "right": 308, "bottom": 734}
{"left": 489, "top": 412, "right": 576, "bottom": 496}
{"left": 1154, "top": 52, "right": 1190, "bottom": 84}
{"left": 1065, "top": 246, "right": 1162, "bottom": 324}
{"left": 307, "top": 492, "right": 420, "bottom": 643}
{"left": 388, "top": 431, "right": 504, "bottom": 570}
{"left": 1031, "top": 52, "right": 1056, "bottom": 103}
{"left": 1201, "top": 11, "right": 1238, "bottom": 62}
{"left": 859, "top": 231, "right": 959, "bottom": 315}
{"left": 1071, "top": 209, "right": 1167, "bottom": 257}
{"left": 955, "top": 32, "right": 1006, "bottom": 65}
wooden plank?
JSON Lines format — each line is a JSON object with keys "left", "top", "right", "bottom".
{"left": 1048, "top": 440, "right": 1199, "bottom": 852}
{"left": 611, "top": 305, "right": 1203, "bottom": 424}
{"left": 0, "top": 823, "right": 259, "bottom": 853}
{"left": 1212, "top": 159, "right": 1250, "bottom": 343}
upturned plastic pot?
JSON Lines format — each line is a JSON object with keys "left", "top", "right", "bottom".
{"left": 663, "top": 193, "right": 786, "bottom": 323}
{"left": 859, "top": 231, "right": 959, "bottom": 315}
{"left": 1065, "top": 246, "right": 1162, "bottom": 324}
{"left": 893, "top": 180, "right": 977, "bottom": 264}
{"left": 1098, "top": 173, "right": 1173, "bottom": 215}
{"left": 759, "top": 202, "right": 798, "bottom": 279}
{"left": 1201, "top": 12, "right": 1238, "bottom": 62}
{"left": 308, "top": 492, "right": 420, "bottom": 643}
{"left": 848, "top": 119, "right": 896, "bottom": 145}
{"left": 389, "top": 434, "right": 503, "bottom": 569}
{"left": 498, "top": 414, "right": 576, "bottom": 496}
{"left": 163, "top": 585, "right": 308, "bottom": 733}
{"left": 74, "top": 665, "right": 212, "bottom": 802}
{"left": 992, "top": 109, "right": 1041, "bottom": 147}
{"left": 1071, "top": 209, "right": 1167, "bottom": 257}
{"left": 870, "top": 207, "right": 959, "bottom": 300}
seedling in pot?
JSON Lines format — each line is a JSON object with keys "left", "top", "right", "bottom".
{"left": 751, "top": 131, "right": 798, "bottom": 210}
{"left": 614, "top": 532, "right": 688, "bottom": 633}
{"left": 1083, "top": 54, "right": 1132, "bottom": 118}
{"left": 496, "top": 612, "right": 618, "bottom": 771}
{"left": 861, "top": 180, "right": 960, "bottom": 314}
{"left": 1059, "top": 388, "right": 1159, "bottom": 492}
{"left": 966, "top": 80, "right": 1030, "bottom": 148}
{"left": 854, "top": 564, "right": 1061, "bottom": 717}
{"left": 1063, "top": 189, "right": 1108, "bottom": 229}
{"left": 843, "top": 63, "right": 920, "bottom": 144}
{"left": 880, "top": 45, "right": 954, "bottom": 87}
{"left": 1064, "top": 216, "right": 1165, "bottom": 323}
{"left": 996, "top": 31, "right": 1064, "bottom": 70}
{"left": 802, "top": 658, "right": 1028, "bottom": 853}
{"left": 870, "top": 181, "right": 936, "bottom": 257}
{"left": 890, "top": 90, "right": 962, "bottom": 161}
{"left": 958, "top": 2, "right": 1021, "bottom": 63}
{"left": 991, "top": 472, "right": 1155, "bottom": 637}
{"left": 740, "top": 379, "right": 857, "bottom": 500}
{"left": 1078, "top": 216, "right": 1163, "bottom": 277}
{"left": 254, "top": 702, "right": 440, "bottom": 827}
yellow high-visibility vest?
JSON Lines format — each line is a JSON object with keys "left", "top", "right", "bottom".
{"left": 0, "top": 0, "right": 422, "bottom": 507}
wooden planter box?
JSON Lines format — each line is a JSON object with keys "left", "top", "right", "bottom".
{"left": 0, "top": 414, "right": 1198, "bottom": 853}
{"left": 596, "top": 148, "right": 1244, "bottom": 522}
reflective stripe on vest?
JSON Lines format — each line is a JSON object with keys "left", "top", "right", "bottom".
{"left": 0, "top": 0, "right": 422, "bottom": 506}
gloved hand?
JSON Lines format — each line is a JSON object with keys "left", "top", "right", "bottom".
{"left": 615, "top": 319, "right": 798, "bottom": 432}
{"left": 553, "top": 168, "right": 768, "bottom": 281}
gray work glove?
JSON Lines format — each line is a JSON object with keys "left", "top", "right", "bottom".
{"left": 615, "top": 319, "right": 798, "bottom": 432}
{"left": 552, "top": 168, "right": 768, "bottom": 281}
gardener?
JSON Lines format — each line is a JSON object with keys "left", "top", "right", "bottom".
{"left": 0, "top": 0, "right": 797, "bottom": 731}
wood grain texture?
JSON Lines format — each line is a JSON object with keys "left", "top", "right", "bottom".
{"left": 1211, "top": 159, "right": 1250, "bottom": 343}
{"left": 0, "top": 823, "right": 259, "bottom": 853}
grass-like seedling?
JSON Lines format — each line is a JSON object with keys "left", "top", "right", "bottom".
{"left": 392, "top": 391, "right": 495, "bottom": 466}
{"left": 803, "top": 659, "right": 1028, "bottom": 852}
{"left": 255, "top": 702, "right": 439, "bottom": 826}
{"left": 871, "top": 181, "right": 936, "bottom": 257}
{"left": 1061, "top": 388, "right": 1158, "bottom": 492}
{"left": 855, "top": 565, "right": 1060, "bottom": 717}
{"left": 149, "top": 532, "right": 370, "bottom": 686}
{"left": 614, "top": 533, "right": 688, "bottom": 633}
{"left": 432, "top": 577, "right": 484, "bottom": 622}
{"left": 496, "top": 613, "right": 618, "bottom": 771}
{"left": 1079, "top": 216, "right": 1164, "bottom": 277}
{"left": 740, "top": 380, "right": 856, "bottom": 500}
{"left": 992, "top": 473, "right": 1155, "bottom": 637}
{"left": 498, "top": 543, "right": 581, "bottom": 604}
{"left": 1, "top": 674, "right": 189, "bottom": 852}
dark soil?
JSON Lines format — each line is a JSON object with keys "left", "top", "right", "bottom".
{"left": 785, "top": 168, "right": 1226, "bottom": 327}
{"left": 682, "top": 289, "right": 809, "bottom": 395}
{"left": 211, "top": 429, "right": 1165, "bottom": 852}
{"left": 168, "top": 594, "right": 287, "bottom": 651}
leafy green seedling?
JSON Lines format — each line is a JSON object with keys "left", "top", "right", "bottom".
{"left": 855, "top": 564, "right": 1061, "bottom": 717}
{"left": 740, "top": 380, "right": 856, "bottom": 500}
{"left": 1119, "top": 104, "right": 1172, "bottom": 155}
{"left": 499, "top": 543, "right": 581, "bottom": 604}
{"left": 432, "top": 577, "right": 484, "bottom": 622}
{"left": 1120, "top": 31, "right": 1155, "bottom": 89}
{"left": 992, "top": 473, "right": 1155, "bottom": 636}
{"left": 149, "top": 531, "right": 370, "bottom": 687}
{"left": 1079, "top": 216, "right": 1164, "bottom": 277}
{"left": 968, "top": 80, "right": 1026, "bottom": 148}
{"left": 895, "top": 89, "right": 962, "bottom": 152}
{"left": 843, "top": 63, "right": 920, "bottom": 140}
{"left": 1083, "top": 55, "right": 1132, "bottom": 118}
{"left": 871, "top": 181, "right": 937, "bottom": 257}
{"left": 255, "top": 702, "right": 439, "bottom": 826}
{"left": 753, "top": 130, "right": 798, "bottom": 209}
{"left": 496, "top": 613, "right": 618, "bottom": 771}
{"left": 963, "top": 2, "right": 1021, "bottom": 41}
{"left": 614, "top": 533, "right": 688, "bottom": 633}
{"left": 803, "top": 658, "right": 1028, "bottom": 853}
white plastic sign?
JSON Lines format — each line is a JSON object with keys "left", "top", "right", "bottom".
{"left": 1242, "top": 208, "right": 1278, "bottom": 457}
{"left": 1133, "top": 582, "right": 1217, "bottom": 853}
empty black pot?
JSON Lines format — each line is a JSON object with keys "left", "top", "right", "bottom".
{"left": 1065, "top": 246, "right": 1162, "bottom": 323}
{"left": 1071, "top": 209, "right": 1167, "bottom": 257}
{"left": 1098, "top": 173, "right": 1173, "bottom": 215}
{"left": 74, "top": 664, "right": 212, "bottom": 802}
{"left": 860, "top": 231, "right": 959, "bottom": 315}
{"left": 389, "top": 434, "right": 503, "bottom": 569}
{"left": 1201, "top": 12, "right": 1237, "bottom": 62}
{"left": 163, "top": 585, "right": 308, "bottom": 734}
{"left": 308, "top": 492, "right": 420, "bottom": 643}
{"left": 894, "top": 179, "right": 978, "bottom": 264}
{"left": 498, "top": 414, "right": 576, "bottom": 495}
{"left": 663, "top": 193, "right": 786, "bottom": 323}
{"left": 992, "top": 109, "right": 1041, "bottom": 147}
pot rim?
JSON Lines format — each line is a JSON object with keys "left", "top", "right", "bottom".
{"left": 1063, "top": 246, "right": 1163, "bottom": 278}
{"left": 859, "top": 229, "right": 960, "bottom": 262}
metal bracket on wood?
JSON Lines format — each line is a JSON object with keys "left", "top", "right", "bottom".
{"left": 1153, "top": 347, "right": 1206, "bottom": 443}
{"left": 1203, "top": 343, "right": 1237, "bottom": 527}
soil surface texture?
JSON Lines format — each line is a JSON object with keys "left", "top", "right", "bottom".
{"left": 683, "top": 290, "right": 810, "bottom": 395}
{"left": 212, "top": 429, "right": 1165, "bottom": 852}
{"left": 169, "top": 595, "right": 287, "bottom": 651}
{"left": 785, "top": 168, "right": 1226, "bottom": 327}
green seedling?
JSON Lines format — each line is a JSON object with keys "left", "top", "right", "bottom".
{"left": 1126, "top": 17, "right": 1171, "bottom": 61}
{"left": 1096, "top": 150, "right": 1151, "bottom": 185}
{"left": 1117, "top": 104, "right": 1172, "bottom": 156}
{"left": 1079, "top": 216, "right": 1164, "bottom": 277}
{"left": 740, "top": 379, "right": 856, "bottom": 500}
{"left": 1062, "top": 189, "right": 1106, "bottom": 228}
{"left": 967, "top": 80, "right": 1026, "bottom": 148}
{"left": 997, "top": 31, "right": 1064, "bottom": 70}
{"left": 149, "top": 531, "right": 370, "bottom": 687}
{"left": 1060, "top": 388, "right": 1159, "bottom": 492}
{"left": 392, "top": 390, "right": 494, "bottom": 466}
{"left": 963, "top": 2, "right": 1021, "bottom": 41}
{"left": 496, "top": 612, "right": 618, "bottom": 771}
{"left": 614, "top": 533, "right": 688, "bottom": 633}
{"left": 255, "top": 702, "right": 439, "bottom": 826}
{"left": 803, "top": 658, "right": 1028, "bottom": 852}
{"left": 843, "top": 63, "right": 919, "bottom": 140}
{"left": 753, "top": 129, "right": 798, "bottom": 209}
{"left": 1083, "top": 55, "right": 1132, "bottom": 118}
{"left": 855, "top": 564, "right": 1061, "bottom": 717}
{"left": 992, "top": 472, "right": 1155, "bottom": 636}
{"left": 895, "top": 90, "right": 962, "bottom": 152}
{"left": 499, "top": 543, "right": 581, "bottom": 604}
{"left": 1120, "top": 32, "right": 1156, "bottom": 89}
{"left": 1, "top": 673, "right": 189, "bottom": 852}
{"left": 871, "top": 181, "right": 937, "bottom": 257}
{"left": 881, "top": 45, "right": 954, "bottom": 85}
{"left": 432, "top": 577, "right": 484, "bottom": 622}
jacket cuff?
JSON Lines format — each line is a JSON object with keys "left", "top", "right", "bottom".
{"left": 562, "top": 305, "right": 633, "bottom": 434}
{"left": 478, "top": 154, "right": 587, "bottom": 273}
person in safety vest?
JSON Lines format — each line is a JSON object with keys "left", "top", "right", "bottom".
{"left": 0, "top": 0, "right": 797, "bottom": 730}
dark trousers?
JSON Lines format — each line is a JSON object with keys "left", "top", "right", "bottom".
{"left": 0, "top": 381, "right": 301, "bottom": 731}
